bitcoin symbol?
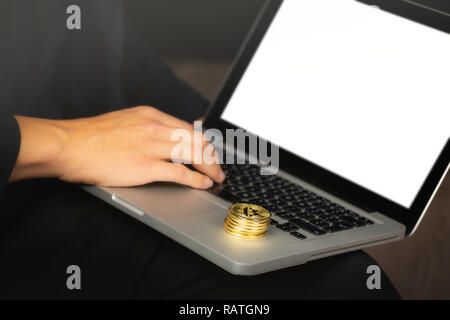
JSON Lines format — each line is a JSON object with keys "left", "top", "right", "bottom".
{"left": 243, "top": 206, "right": 259, "bottom": 217}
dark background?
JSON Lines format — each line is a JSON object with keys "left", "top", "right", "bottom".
{"left": 123, "top": 0, "right": 267, "bottom": 101}
{"left": 124, "top": 0, "right": 265, "bottom": 60}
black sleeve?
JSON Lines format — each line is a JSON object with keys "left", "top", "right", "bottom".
{"left": 0, "top": 72, "right": 21, "bottom": 194}
{"left": 0, "top": 114, "right": 20, "bottom": 195}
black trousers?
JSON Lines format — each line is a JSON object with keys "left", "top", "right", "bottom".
{"left": 0, "top": 179, "right": 399, "bottom": 299}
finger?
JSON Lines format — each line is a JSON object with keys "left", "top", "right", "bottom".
{"left": 149, "top": 162, "right": 214, "bottom": 189}
{"left": 149, "top": 141, "right": 225, "bottom": 183}
{"left": 145, "top": 120, "right": 184, "bottom": 142}
{"left": 193, "top": 163, "right": 225, "bottom": 184}
{"left": 192, "top": 143, "right": 225, "bottom": 183}
{"left": 134, "top": 107, "right": 224, "bottom": 181}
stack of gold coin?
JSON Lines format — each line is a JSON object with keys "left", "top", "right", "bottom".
{"left": 224, "top": 203, "right": 271, "bottom": 239}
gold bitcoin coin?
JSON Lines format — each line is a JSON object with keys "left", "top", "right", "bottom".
{"left": 224, "top": 203, "right": 271, "bottom": 239}
{"left": 228, "top": 203, "right": 271, "bottom": 220}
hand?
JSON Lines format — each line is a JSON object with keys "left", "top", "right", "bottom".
{"left": 11, "top": 106, "right": 225, "bottom": 189}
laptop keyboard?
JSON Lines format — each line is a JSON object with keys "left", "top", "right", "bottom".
{"left": 212, "top": 163, "right": 374, "bottom": 240}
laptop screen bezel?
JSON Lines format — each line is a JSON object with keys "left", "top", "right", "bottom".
{"left": 204, "top": 0, "right": 450, "bottom": 234}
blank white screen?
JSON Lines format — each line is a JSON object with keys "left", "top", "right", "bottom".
{"left": 222, "top": 0, "right": 450, "bottom": 207}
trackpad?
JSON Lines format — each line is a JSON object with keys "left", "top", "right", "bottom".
{"left": 105, "top": 183, "right": 226, "bottom": 221}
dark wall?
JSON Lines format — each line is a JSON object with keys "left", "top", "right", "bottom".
{"left": 124, "top": 0, "right": 265, "bottom": 60}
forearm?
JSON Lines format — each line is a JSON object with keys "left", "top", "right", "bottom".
{"left": 10, "top": 116, "right": 68, "bottom": 182}
{"left": 8, "top": 108, "right": 224, "bottom": 188}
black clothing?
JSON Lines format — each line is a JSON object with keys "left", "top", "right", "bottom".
{"left": 0, "top": 0, "right": 399, "bottom": 299}
{"left": 1, "top": 179, "right": 399, "bottom": 299}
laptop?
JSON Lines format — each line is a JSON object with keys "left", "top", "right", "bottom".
{"left": 84, "top": 0, "right": 450, "bottom": 275}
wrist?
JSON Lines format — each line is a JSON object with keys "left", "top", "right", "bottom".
{"left": 10, "top": 116, "right": 70, "bottom": 181}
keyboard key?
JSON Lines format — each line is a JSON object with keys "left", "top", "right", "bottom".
{"left": 308, "top": 208, "right": 324, "bottom": 215}
{"left": 253, "top": 182, "right": 269, "bottom": 189}
{"left": 259, "top": 175, "right": 278, "bottom": 182}
{"left": 344, "top": 210, "right": 360, "bottom": 218}
{"left": 276, "top": 223, "right": 298, "bottom": 232}
{"left": 278, "top": 194, "right": 296, "bottom": 202}
{"left": 336, "top": 221, "right": 353, "bottom": 230}
{"left": 281, "top": 205, "right": 299, "bottom": 213}
{"left": 327, "top": 224, "right": 347, "bottom": 233}
{"left": 296, "top": 212, "right": 314, "bottom": 220}
{"left": 284, "top": 186, "right": 300, "bottom": 194}
{"left": 238, "top": 192, "right": 254, "bottom": 199}
{"left": 290, "top": 231, "right": 307, "bottom": 240}
{"left": 234, "top": 180, "right": 250, "bottom": 187}
{"left": 259, "top": 204, "right": 279, "bottom": 212}
{"left": 272, "top": 198, "right": 285, "bottom": 206}
{"left": 293, "top": 201, "right": 309, "bottom": 209}
{"left": 323, "top": 216, "right": 340, "bottom": 223}
{"left": 329, "top": 208, "right": 345, "bottom": 216}
{"left": 340, "top": 215, "right": 366, "bottom": 227}
{"left": 258, "top": 193, "right": 272, "bottom": 199}
{"left": 310, "top": 200, "right": 326, "bottom": 209}
{"left": 359, "top": 217, "right": 374, "bottom": 225}
{"left": 310, "top": 219, "right": 330, "bottom": 229}
{"left": 289, "top": 189, "right": 305, "bottom": 197}
{"left": 270, "top": 219, "right": 279, "bottom": 225}
{"left": 328, "top": 223, "right": 353, "bottom": 232}
{"left": 217, "top": 189, "right": 239, "bottom": 203}
{"left": 250, "top": 200, "right": 268, "bottom": 207}
{"left": 276, "top": 212, "right": 295, "bottom": 220}
{"left": 223, "top": 185, "right": 241, "bottom": 193}
{"left": 244, "top": 164, "right": 259, "bottom": 172}
{"left": 265, "top": 188, "right": 284, "bottom": 196}
{"left": 246, "top": 186, "right": 262, "bottom": 193}
{"left": 290, "top": 218, "right": 327, "bottom": 236}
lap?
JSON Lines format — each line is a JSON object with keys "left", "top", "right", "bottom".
{"left": 0, "top": 180, "right": 399, "bottom": 299}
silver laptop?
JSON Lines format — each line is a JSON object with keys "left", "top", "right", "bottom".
{"left": 84, "top": 0, "right": 450, "bottom": 275}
